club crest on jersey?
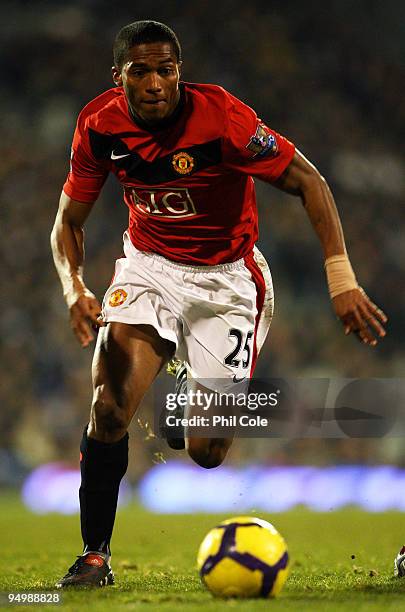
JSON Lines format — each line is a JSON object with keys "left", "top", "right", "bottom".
{"left": 108, "top": 288, "right": 128, "bottom": 307}
{"left": 246, "top": 123, "right": 279, "bottom": 158}
{"left": 172, "top": 151, "right": 195, "bottom": 175}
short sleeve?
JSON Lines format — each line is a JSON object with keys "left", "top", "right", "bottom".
{"left": 63, "top": 112, "right": 109, "bottom": 203}
{"left": 222, "top": 93, "right": 295, "bottom": 183}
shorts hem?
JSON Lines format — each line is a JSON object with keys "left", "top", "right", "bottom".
{"left": 103, "top": 314, "right": 178, "bottom": 347}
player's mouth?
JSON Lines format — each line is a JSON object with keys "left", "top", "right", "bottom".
{"left": 141, "top": 99, "right": 167, "bottom": 105}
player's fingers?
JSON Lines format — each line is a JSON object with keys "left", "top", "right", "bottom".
{"left": 342, "top": 317, "right": 360, "bottom": 339}
{"left": 353, "top": 329, "right": 373, "bottom": 346}
{"left": 81, "top": 300, "right": 106, "bottom": 327}
{"left": 93, "top": 309, "right": 107, "bottom": 327}
{"left": 341, "top": 309, "right": 369, "bottom": 344}
{"left": 366, "top": 300, "right": 387, "bottom": 324}
{"left": 72, "top": 319, "right": 94, "bottom": 348}
{"left": 351, "top": 308, "right": 377, "bottom": 346}
{"left": 358, "top": 289, "right": 388, "bottom": 323}
{"left": 357, "top": 302, "right": 386, "bottom": 338}
{"left": 345, "top": 317, "right": 372, "bottom": 346}
{"left": 87, "top": 309, "right": 106, "bottom": 327}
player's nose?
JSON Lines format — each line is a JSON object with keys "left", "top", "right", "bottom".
{"left": 145, "top": 71, "right": 162, "bottom": 92}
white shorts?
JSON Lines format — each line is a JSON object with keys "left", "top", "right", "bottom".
{"left": 102, "top": 232, "right": 274, "bottom": 388}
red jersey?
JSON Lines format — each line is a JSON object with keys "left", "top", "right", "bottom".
{"left": 64, "top": 82, "right": 295, "bottom": 265}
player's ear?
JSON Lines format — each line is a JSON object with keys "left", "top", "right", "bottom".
{"left": 111, "top": 66, "right": 123, "bottom": 86}
{"left": 177, "top": 61, "right": 182, "bottom": 78}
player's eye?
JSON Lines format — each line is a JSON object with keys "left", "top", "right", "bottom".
{"left": 159, "top": 68, "right": 174, "bottom": 75}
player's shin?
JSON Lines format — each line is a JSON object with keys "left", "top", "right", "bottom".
{"left": 79, "top": 425, "right": 129, "bottom": 556}
{"left": 162, "top": 361, "right": 187, "bottom": 450}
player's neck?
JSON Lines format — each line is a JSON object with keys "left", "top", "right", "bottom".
{"left": 128, "top": 84, "right": 185, "bottom": 132}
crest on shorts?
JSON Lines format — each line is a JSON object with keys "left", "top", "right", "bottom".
{"left": 172, "top": 151, "right": 195, "bottom": 175}
{"left": 108, "top": 288, "right": 128, "bottom": 307}
{"left": 246, "top": 123, "right": 279, "bottom": 158}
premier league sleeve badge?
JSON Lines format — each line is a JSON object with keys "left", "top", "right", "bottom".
{"left": 246, "top": 123, "right": 279, "bottom": 158}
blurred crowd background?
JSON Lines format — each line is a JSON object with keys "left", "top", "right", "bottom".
{"left": 1, "top": 0, "right": 404, "bottom": 486}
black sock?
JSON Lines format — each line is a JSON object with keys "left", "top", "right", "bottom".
{"left": 79, "top": 426, "right": 128, "bottom": 555}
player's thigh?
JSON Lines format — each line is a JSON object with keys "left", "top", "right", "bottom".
{"left": 91, "top": 322, "right": 175, "bottom": 431}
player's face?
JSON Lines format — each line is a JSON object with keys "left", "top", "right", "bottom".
{"left": 113, "top": 42, "right": 181, "bottom": 125}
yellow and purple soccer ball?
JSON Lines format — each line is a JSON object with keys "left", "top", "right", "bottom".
{"left": 197, "top": 516, "right": 289, "bottom": 598}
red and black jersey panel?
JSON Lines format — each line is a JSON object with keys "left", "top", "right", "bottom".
{"left": 63, "top": 83, "right": 295, "bottom": 265}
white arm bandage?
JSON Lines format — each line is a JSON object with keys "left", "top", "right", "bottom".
{"left": 324, "top": 254, "right": 358, "bottom": 298}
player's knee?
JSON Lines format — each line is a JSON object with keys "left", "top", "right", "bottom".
{"left": 190, "top": 451, "right": 225, "bottom": 469}
{"left": 90, "top": 386, "right": 130, "bottom": 439}
{"left": 187, "top": 440, "right": 227, "bottom": 469}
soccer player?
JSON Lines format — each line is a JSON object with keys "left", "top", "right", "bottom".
{"left": 51, "top": 20, "right": 387, "bottom": 587}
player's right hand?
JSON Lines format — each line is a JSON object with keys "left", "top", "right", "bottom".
{"left": 68, "top": 290, "right": 106, "bottom": 348}
{"left": 332, "top": 287, "right": 387, "bottom": 347}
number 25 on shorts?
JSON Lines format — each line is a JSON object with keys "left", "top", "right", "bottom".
{"left": 224, "top": 329, "right": 254, "bottom": 368}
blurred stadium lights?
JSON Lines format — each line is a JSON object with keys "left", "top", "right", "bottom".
{"left": 138, "top": 461, "right": 405, "bottom": 514}
{"left": 21, "top": 463, "right": 131, "bottom": 514}
{"left": 21, "top": 461, "right": 405, "bottom": 514}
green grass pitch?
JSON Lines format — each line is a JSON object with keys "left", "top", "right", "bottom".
{"left": 1, "top": 493, "right": 405, "bottom": 611}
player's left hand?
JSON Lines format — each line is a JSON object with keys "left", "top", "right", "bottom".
{"left": 332, "top": 287, "right": 387, "bottom": 346}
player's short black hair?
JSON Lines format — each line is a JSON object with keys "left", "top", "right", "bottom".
{"left": 113, "top": 20, "right": 182, "bottom": 68}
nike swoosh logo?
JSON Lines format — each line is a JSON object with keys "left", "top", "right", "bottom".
{"left": 111, "top": 151, "right": 131, "bottom": 160}
{"left": 233, "top": 375, "right": 247, "bottom": 383}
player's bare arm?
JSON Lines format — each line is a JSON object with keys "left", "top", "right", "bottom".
{"left": 273, "top": 150, "right": 387, "bottom": 346}
{"left": 50, "top": 191, "right": 106, "bottom": 348}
